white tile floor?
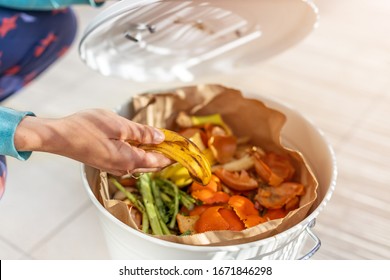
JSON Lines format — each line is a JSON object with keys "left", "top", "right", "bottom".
{"left": 1, "top": 0, "right": 390, "bottom": 259}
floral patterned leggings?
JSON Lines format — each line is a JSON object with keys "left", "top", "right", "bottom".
{"left": 0, "top": 6, "right": 77, "bottom": 198}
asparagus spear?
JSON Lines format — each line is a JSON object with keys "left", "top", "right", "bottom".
{"left": 156, "top": 178, "right": 196, "bottom": 210}
{"left": 138, "top": 174, "right": 164, "bottom": 235}
{"left": 155, "top": 178, "right": 181, "bottom": 228}
{"left": 155, "top": 205, "right": 171, "bottom": 235}
{"left": 151, "top": 179, "right": 169, "bottom": 223}
{"left": 113, "top": 175, "right": 197, "bottom": 235}
{"left": 110, "top": 178, "right": 149, "bottom": 233}
{"left": 169, "top": 180, "right": 179, "bottom": 229}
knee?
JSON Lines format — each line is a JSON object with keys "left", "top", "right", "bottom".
{"left": 0, "top": 8, "right": 79, "bottom": 100}
{"left": 49, "top": 8, "right": 78, "bottom": 51}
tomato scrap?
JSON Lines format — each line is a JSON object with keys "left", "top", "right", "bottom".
{"left": 208, "top": 134, "right": 237, "bottom": 164}
{"left": 263, "top": 152, "right": 295, "bottom": 182}
{"left": 213, "top": 168, "right": 258, "bottom": 191}
{"left": 255, "top": 182, "right": 305, "bottom": 209}
{"left": 253, "top": 153, "right": 284, "bottom": 187}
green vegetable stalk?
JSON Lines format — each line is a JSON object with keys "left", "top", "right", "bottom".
{"left": 169, "top": 180, "right": 179, "bottom": 229}
{"left": 138, "top": 174, "right": 164, "bottom": 235}
{"left": 156, "top": 178, "right": 196, "bottom": 210}
{"left": 110, "top": 178, "right": 149, "bottom": 233}
{"left": 112, "top": 174, "right": 199, "bottom": 236}
{"left": 151, "top": 179, "right": 169, "bottom": 223}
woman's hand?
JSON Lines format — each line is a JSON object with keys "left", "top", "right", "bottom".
{"left": 14, "top": 109, "right": 172, "bottom": 175}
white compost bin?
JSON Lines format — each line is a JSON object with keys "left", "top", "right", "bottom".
{"left": 79, "top": 0, "right": 337, "bottom": 259}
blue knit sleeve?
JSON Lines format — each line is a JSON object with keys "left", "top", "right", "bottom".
{"left": 0, "top": 107, "right": 35, "bottom": 160}
{"left": 0, "top": 0, "right": 103, "bottom": 10}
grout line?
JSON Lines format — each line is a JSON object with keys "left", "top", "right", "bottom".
{"left": 0, "top": 235, "right": 33, "bottom": 260}
{"left": 27, "top": 200, "right": 92, "bottom": 257}
{"left": 0, "top": 235, "right": 32, "bottom": 259}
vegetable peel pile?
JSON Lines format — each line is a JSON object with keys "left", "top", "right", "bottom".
{"left": 109, "top": 112, "right": 307, "bottom": 236}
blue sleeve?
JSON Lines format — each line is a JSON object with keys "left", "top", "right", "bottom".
{"left": 0, "top": 0, "right": 103, "bottom": 10}
{"left": 0, "top": 107, "right": 35, "bottom": 160}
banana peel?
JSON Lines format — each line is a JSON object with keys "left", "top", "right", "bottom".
{"left": 159, "top": 163, "right": 193, "bottom": 187}
{"left": 159, "top": 139, "right": 215, "bottom": 188}
{"left": 128, "top": 129, "right": 212, "bottom": 186}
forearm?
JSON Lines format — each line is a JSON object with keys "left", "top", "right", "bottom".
{"left": 13, "top": 116, "right": 58, "bottom": 154}
{"left": 0, "top": 0, "right": 104, "bottom": 10}
{"left": 1, "top": 108, "right": 70, "bottom": 158}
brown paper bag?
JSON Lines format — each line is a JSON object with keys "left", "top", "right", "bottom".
{"left": 99, "top": 84, "right": 318, "bottom": 246}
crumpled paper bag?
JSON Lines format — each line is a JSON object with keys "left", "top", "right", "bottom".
{"left": 97, "top": 84, "right": 318, "bottom": 246}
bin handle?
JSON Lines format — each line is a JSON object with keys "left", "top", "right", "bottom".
{"left": 298, "top": 219, "right": 321, "bottom": 260}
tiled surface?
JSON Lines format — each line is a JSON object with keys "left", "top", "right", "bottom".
{"left": 0, "top": 155, "right": 88, "bottom": 252}
{"left": 1, "top": 0, "right": 389, "bottom": 259}
{"left": 30, "top": 205, "right": 109, "bottom": 260}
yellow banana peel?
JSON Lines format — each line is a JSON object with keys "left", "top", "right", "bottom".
{"left": 202, "top": 148, "right": 217, "bottom": 166}
{"left": 159, "top": 163, "right": 193, "bottom": 187}
{"left": 189, "top": 132, "right": 206, "bottom": 151}
{"left": 129, "top": 129, "right": 212, "bottom": 186}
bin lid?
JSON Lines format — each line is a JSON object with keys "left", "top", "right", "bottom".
{"left": 79, "top": 0, "right": 318, "bottom": 82}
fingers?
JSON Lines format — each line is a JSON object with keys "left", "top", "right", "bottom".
{"left": 102, "top": 151, "right": 172, "bottom": 177}
{"left": 124, "top": 120, "right": 165, "bottom": 145}
{"left": 131, "top": 167, "right": 166, "bottom": 174}
{"left": 130, "top": 148, "right": 172, "bottom": 171}
{"left": 113, "top": 142, "right": 172, "bottom": 174}
{"left": 81, "top": 109, "right": 164, "bottom": 145}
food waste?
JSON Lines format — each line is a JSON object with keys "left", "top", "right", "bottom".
{"left": 109, "top": 112, "right": 306, "bottom": 236}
